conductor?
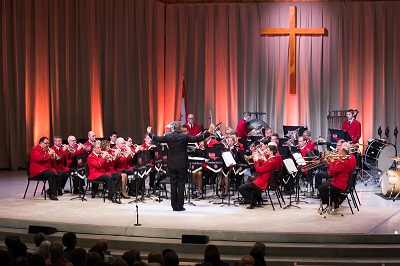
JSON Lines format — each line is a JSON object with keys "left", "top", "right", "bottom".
{"left": 147, "top": 122, "right": 213, "bottom": 211}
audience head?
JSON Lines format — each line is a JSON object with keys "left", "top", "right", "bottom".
{"left": 12, "top": 256, "right": 28, "bottom": 266}
{"left": 49, "top": 241, "right": 64, "bottom": 260}
{"left": 122, "top": 249, "right": 141, "bottom": 266}
{"left": 250, "top": 246, "right": 266, "bottom": 266}
{"left": 148, "top": 250, "right": 164, "bottom": 265}
{"left": 27, "top": 253, "right": 46, "bottom": 266}
{"left": 0, "top": 249, "right": 11, "bottom": 266}
{"left": 5, "top": 234, "right": 21, "bottom": 250}
{"left": 113, "top": 259, "right": 129, "bottom": 266}
{"left": 240, "top": 255, "right": 255, "bottom": 266}
{"left": 164, "top": 250, "right": 179, "bottom": 266}
{"left": 204, "top": 250, "right": 220, "bottom": 266}
{"left": 97, "top": 238, "right": 108, "bottom": 253}
{"left": 71, "top": 248, "right": 87, "bottom": 266}
{"left": 89, "top": 244, "right": 105, "bottom": 262}
{"left": 86, "top": 251, "right": 102, "bottom": 266}
{"left": 38, "top": 240, "right": 51, "bottom": 259}
{"left": 62, "top": 232, "right": 77, "bottom": 250}
{"left": 252, "top": 242, "right": 266, "bottom": 256}
{"left": 12, "top": 242, "right": 27, "bottom": 259}
{"left": 33, "top": 232, "right": 46, "bottom": 247}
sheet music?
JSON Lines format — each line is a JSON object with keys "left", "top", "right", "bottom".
{"left": 222, "top": 151, "right": 236, "bottom": 167}
{"left": 292, "top": 152, "right": 306, "bottom": 166}
{"left": 283, "top": 158, "right": 298, "bottom": 174}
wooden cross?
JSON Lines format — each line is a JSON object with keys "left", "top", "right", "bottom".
{"left": 260, "top": 6, "right": 325, "bottom": 94}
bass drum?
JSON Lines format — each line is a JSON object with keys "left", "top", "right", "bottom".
{"left": 381, "top": 170, "right": 400, "bottom": 197}
{"left": 365, "top": 140, "right": 396, "bottom": 171}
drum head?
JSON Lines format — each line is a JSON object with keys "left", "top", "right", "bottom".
{"left": 365, "top": 140, "right": 396, "bottom": 171}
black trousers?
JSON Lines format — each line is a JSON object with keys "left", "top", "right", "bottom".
{"left": 31, "top": 170, "right": 60, "bottom": 196}
{"left": 95, "top": 174, "right": 121, "bottom": 196}
{"left": 238, "top": 182, "right": 261, "bottom": 205}
{"left": 169, "top": 168, "right": 187, "bottom": 210}
{"left": 315, "top": 171, "right": 331, "bottom": 190}
{"left": 57, "top": 170, "right": 69, "bottom": 190}
{"left": 318, "top": 179, "right": 343, "bottom": 205}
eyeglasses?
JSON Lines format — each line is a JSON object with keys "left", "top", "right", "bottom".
{"left": 69, "top": 139, "right": 77, "bottom": 142}
{"left": 188, "top": 117, "right": 194, "bottom": 119}
{"left": 43, "top": 142, "right": 50, "bottom": 145}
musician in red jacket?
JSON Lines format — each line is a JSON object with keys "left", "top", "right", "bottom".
{"left": 341, "top": 109, "right": 361, "bottom": 144}
{"left": 235, "top": 112, "right": 251, "bottom": 144}
{"left": 184, "top": 114, "right": 202, "bottom": 136}
{"left": 83, "top": 131, "right": 97, "bottom": 153}
{"left": 65, "top": 135, "right": 85, "bottom": 194}
{"left": 238, "top": 141, "right": 282, "bottom": 209}
{"left": 87, "top": 141, "right": 122, "bottom": 204}
{"left": 318, "top": 142, "right": 357, "bottom": 211}
{"left": 50, "top": 136, "right": 70, "bottom": 195}
{"left": 29, "top": 137, "right": 62, "bottom": 200}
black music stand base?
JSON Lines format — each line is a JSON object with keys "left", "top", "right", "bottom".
{"left": 128, "top": 177, "right": 146, "bottom": 204}
{"left": 213, "top": 168, "right": 238, "bottom": 207}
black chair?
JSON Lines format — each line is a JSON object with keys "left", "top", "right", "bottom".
{"left": 23, "top": 161, "right": 47, "bottom": 200}
{"left": 264, "top": 170, "right": 282, "bottom": 211}
{"left": 333, "top": 170, "right": 359, "bottom": 214}
{"left": 81, "top": 164, "right": 107, "bottom": 202}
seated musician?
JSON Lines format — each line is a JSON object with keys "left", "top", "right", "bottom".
{"left": 140, "top": 134, "right": 158, "bottom": 193}
{"left": 83, "top": 131, "right": 97, "bottom": 153}
{"left": 317, "top": 142, "right": 357, "bottom": 212}
{"left": 314, "top": 139, "right": 345, "bottom": 197}
{"left": 264, "top": 128, "right": 273, "bottom": 142}
{"left": 270, "top": 133, "right": 280, "bottom": 147}
{"left": 65, "top": 135, "right": 86, "bottom": 194}
{"left": 238, "top": 140, "right": 282, "bottom": 209}
{"left": 50, "top": 136, "right": 70, "bottom": 195}
{"left": 112, "top": 138, "right": 136, "bottom": 197}
{"left": 101, "top": 140, "right": 130, "bottom": 199}
{"left": 109, "top": 131, "right": 118, "bottom": 148}
{"left": 29, "top": 137, "right": 64, "bottom": 200}
{"left": 87, "top": 141, "right": 121, "bottom": 204}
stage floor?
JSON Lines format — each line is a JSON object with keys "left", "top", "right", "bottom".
{"left": 0, "top": 170, "right": 399, "bottom": 243}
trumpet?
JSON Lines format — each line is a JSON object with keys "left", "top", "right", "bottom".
{"left": 244, "top": 148, "right": 265, "bottom": 163}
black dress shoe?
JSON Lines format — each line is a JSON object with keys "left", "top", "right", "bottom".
{"left": 254, "top": 202, "right": 261, "bottom": 207}
{"left": 246, "top": 205, "right": 255, "bottom": 209}
{"left": 58, "top": 189, "right": 63, "bottom": 196}
{"left": 49, "top": 194, "right": 58, "bottom": 201}
{"left": 175, "top": 208, "right": 186, "bottom": 211}
{"left": 109, "top": 197, "right": 121, "bottom": 204}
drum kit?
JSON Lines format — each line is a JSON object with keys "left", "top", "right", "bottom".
{"left": 362, "top": 139, "right": 400, "bottom": 200}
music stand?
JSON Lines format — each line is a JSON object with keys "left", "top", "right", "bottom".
{"left": 216, "top": 151, "right": 238, "bottom": 207}
{"left": 246, "top": 136, "right": 263, "bottom": 151}
{"left": 328, "top": 129, "right": 351, "bottom": 148}
{"left": 128, "top": 150, "right": 151, "bottom": 204}
{"left": 187, "top": 156, "right": 205, "bottom": 206}
{"left": 282, "top": 158, "right": 301, "bottom": 209}
{"left": 69, "top": 154, "right": 88, "bottom": 201}
{"left": 152, "top": 145, "right": 165, "bottom": 202}
{"left": 204, "top": 147, "right": 224, "bottom": 201}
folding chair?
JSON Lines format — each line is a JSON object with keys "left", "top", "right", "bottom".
{"left": 23, "top": 161, "right": 47, "bottom": 200}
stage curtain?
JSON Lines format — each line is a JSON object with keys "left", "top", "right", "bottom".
{"left": 1, "top": 0, "right": 400, "bottom": 170}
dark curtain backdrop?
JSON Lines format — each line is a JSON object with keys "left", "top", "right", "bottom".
{"left": 1, "top": 0, "right": 399, "bottom": 170}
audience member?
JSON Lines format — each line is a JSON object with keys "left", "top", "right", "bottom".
{"left": 122, "top": 250, "right": 141, "bottom": 266}
{"left": 97, "top": 238, "right": 114, "bottom": 263}
{"left": 163, "top": 250, "right": 179, "bottom": 266}
{"left": 27, "top": 253, "right": 46, "bottom": 266}
{"left": 12, "top": 256, "right": 28, "bottom": 266}
{"left": 240, "top": 255, "right": 255, "bottom": 266}
{"left": 48, "top": 241, "right": 73, "bottom": 266}
{"left": 249, "top": 247, "right": 266, "bottom": 266}
{"left": 0, "top": 249, "right": 11, "bottom": 266}
{"left": 38, "top": 240, "right": 51, "bottom": 259}
{"left": 86, "top": 251, "right": 102, "bottom": 266}
{"left": 27, "top": 232, "right": 46, "bottom": 255}
{"left": 62, "top": 232, "right": 77, "bottom": 262}
{"left": 5, "top": 234, "right": 21, "bottom": 256}
{"left": 89, "top": 244, "right": 105, "bottom": 262}
{"left": 113, "top": 259, "right": 129, "bottom": 266}
{"left": 70, "top": 248, "right": 87, "bottom": 266}
{"left": 148, "top": 250, "right": 163, "bottom": 265}
{"left": 203, "top": 245, "right": 229, "bottom": 266}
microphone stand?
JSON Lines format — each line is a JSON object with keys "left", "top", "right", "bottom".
{"left": 134, "top": 204, "right": 142, "bottom": 226}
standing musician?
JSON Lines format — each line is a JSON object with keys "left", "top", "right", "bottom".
{"left": 83, "top": 131, "right": 97, "bottom": 153}
{"left": 184, "top": 114, "right": 202, "bottom": 136}
{"left": 50, "top": 136, "right": 70, "bottom": 195}
{"left": 147, "top": 122, "right": 212, "bottom": 211}
{"left": 318, "top": 142, "right": 357, "bottom": 212}
{"left": 65, "top": 135, "right": 85, "bottom": 194}
{"left": 236, "top": 112, "right": 251, "bottom": 145}
{"left": 341, "top": 109, "right": 361, "bottom": 144}
{"left": 87, "top": 141, "right": 122, "bottom": 204}
{"left": 100, "top": 140, "right": 130, "bottom": 199}
{"left": 238, "top": 140, "right": 282, "bottom": 209}
{"left": 29, "top": 137, "right": 64, "bottom": 200}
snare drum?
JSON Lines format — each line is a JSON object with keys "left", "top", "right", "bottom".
{"left": 381, "top": 170, "right": 400, "bottom": 197}
{"left": 365, "top": 140, "right": 396, "bottom": 171}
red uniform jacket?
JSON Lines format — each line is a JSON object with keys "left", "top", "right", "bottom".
{"left": 328, "top": 155, "right": 357, "bottom": 190}
{"left": 184, "top": 123, "right": 202, "bottom": 136}
{"left": 235, "top": 118, "right": 248, "bottom": 141}
{"left": 234, "top": 142, "right": 244, "bottom": 151}
{"left": 87, "top": 152, "right": 111, "bottom": 180}
{"left": 341, "top": 119, "right": 361, "bottom": 143}
{"left": 65, "top": 144, "right": 85, "bottom": 168}
{"left": 253, "top": 156, "right": 282, "bottom": 190}
{"left": 206, "top": 139, "right": 220, "bottom": 148}
{"left": 83, "top": 140, "right": 95, "bottom": 153}
{"left": 51, "top": 145, "right": 68, "bottom": 172}
{"left": 29, "top": 145, "right": 56, "bottom": 178}
{"left": 111, "top": 147, "right": 130, "bottom": 172}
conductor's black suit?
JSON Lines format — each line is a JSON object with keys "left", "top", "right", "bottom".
{"left": 149, "top": 130, "right": 210, "bottom": 211}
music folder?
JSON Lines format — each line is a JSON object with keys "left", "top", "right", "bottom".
{"left": 222, "top": 151, "right": 236, "bottom": 167}
{"left": 329, "top": 128, "right": 351, "bottom": 147}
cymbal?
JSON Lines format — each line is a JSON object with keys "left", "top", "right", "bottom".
{"left": 388, "top": 156, "right": 400, "bottom": 161}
